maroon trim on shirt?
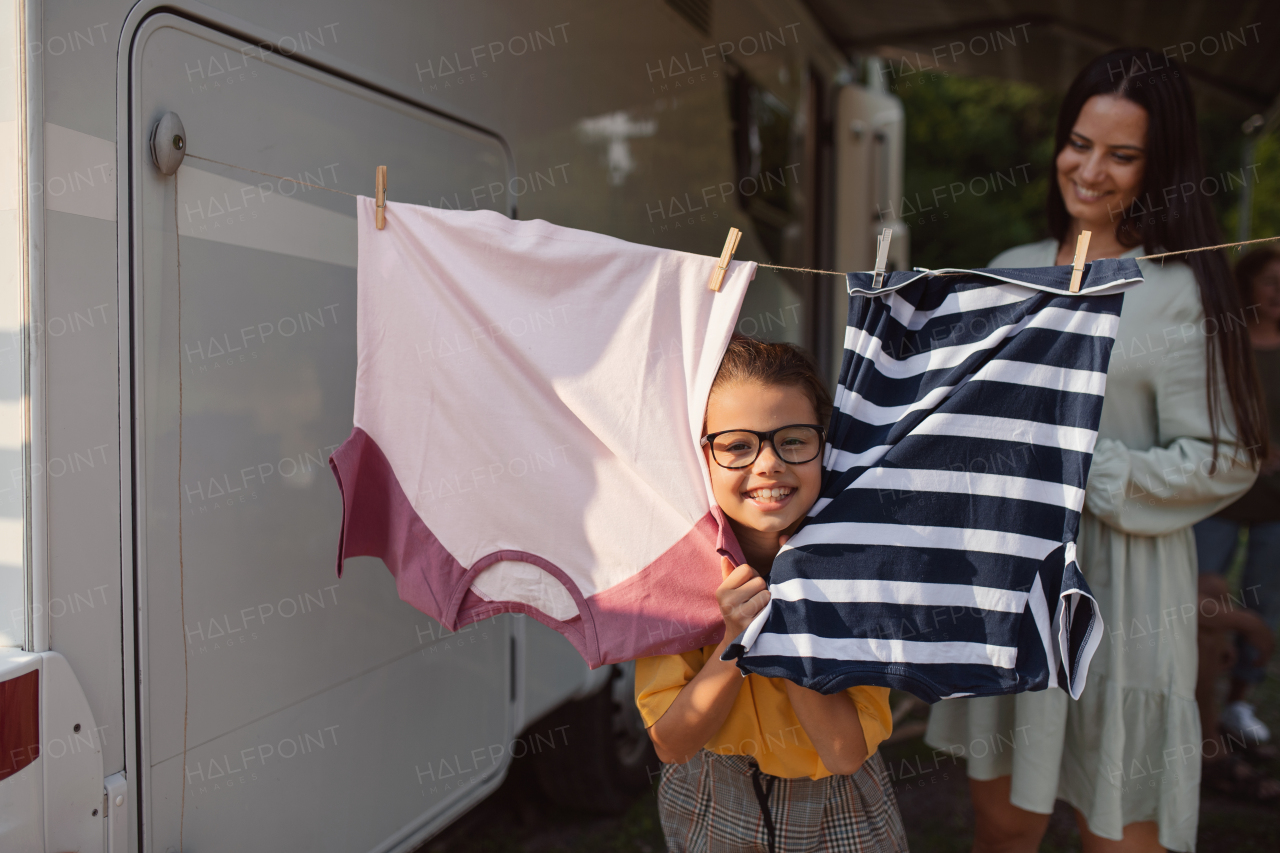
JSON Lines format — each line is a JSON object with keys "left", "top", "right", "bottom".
{"left": 329, "top": 427, "right": 737, "bottom": 666}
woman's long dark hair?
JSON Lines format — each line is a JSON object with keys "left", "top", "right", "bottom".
{"left": 1048, "top": 46, "right": 1267, "bottom": 466}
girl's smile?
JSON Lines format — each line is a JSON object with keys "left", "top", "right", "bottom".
{"left": 743, "top": 484, "right": 797, "bottom": 511}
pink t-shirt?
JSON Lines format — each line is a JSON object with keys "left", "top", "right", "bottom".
{"left": 330, "top": 197, "right": 753, "bottom": 666}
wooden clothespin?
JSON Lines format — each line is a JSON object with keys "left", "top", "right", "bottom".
{"left": 872, "top": 227, "right": 892, "bottom": 289}
{"left": 375, "top": 165, "right": 387, "bottom": 230}
{"left": 707, "top": 227, "right": 742, "bottom": 291}
{"left": 1069, "top": 230, "right": 1091, "bottom": 292}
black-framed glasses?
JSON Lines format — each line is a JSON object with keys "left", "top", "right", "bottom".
{"left": 700, "top": 424, "right": 826, "bottom": 469}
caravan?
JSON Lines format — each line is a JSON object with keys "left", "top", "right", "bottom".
{"left": 0, "top": 1, "right": 903, "bottom": 850}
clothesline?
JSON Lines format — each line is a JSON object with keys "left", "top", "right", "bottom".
{"left": 185, "top": 152, "right": 1280, "bottom": 272}
{"left": 757, "top": 234, "right": 1280, "bottom": 277}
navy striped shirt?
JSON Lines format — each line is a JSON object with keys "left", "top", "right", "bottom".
{"left": 723, "top": 259, "right": 1142, "bottom": 703}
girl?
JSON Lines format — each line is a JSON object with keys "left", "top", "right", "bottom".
{"left": 635, "top": 335, "right": 908, "bottom": 853}
{"left": 925, "top": 47, "right": 1265, "bottom": 853}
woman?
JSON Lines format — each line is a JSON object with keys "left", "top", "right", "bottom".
{"left": 1193, "top": 247, "right": 1280, "bottom": 797}
{"left": 925, "top": 47, "right": 1266, "bottom": 853}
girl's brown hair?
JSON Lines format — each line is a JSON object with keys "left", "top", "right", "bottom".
{"left": 708, "top": 334, "right": 833, "bottom": 427}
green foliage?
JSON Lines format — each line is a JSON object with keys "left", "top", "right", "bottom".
{"left": 1200, "top": 108, "right": 1251, "bottom": 239}
{"left": 1237, "top": 130, "right": 1280, "bottom": 242}
{"left": 893, "top": 74, "right": 1059, "bottom": 269}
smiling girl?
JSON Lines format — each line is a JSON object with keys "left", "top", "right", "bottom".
{"left": 635, "top": 336, "right": 907, "bottom": 853}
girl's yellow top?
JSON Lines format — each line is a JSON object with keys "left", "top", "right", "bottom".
{"left": 635, "top": 645, "right": 892, "bottom": 779}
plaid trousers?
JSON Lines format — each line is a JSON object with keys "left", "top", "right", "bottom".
{"left": 657, "top": 750, "right": 908, "bottom": 852}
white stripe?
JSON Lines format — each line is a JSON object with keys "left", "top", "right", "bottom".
{"left": 972, "top": 359, "right": 1108, "bottom": 396}
{"left": 1028, "top": 572, "right": 1057, "bottom": 690}
{"left": 842, "top": 325, "right": 977, "bottom": 379}
{"left": 1029, "top": 305, "right": 1119, "bottom": 338}
{"left": 886, "top": 284, "right": 1029, "bottom": 329}
{"left": 1061, "top": 592, "right": 1102, "bottom": 700}
{"left": 836, "top": 381, "right": 957, "bottom": 424}
{"left": 791, "top": 522, "right": 1062, "bottom": 561}
{"left": 1057, "top": 544, "right": 1104, "bottom": 700}
{"left": 827, "top": 443, "right": 893, "bottom": 473}
{"left": 749, "top": 631, "right": 1018, "bottom": 669}
{"left": 842, "top": 306, "right": 1118, "bottom": 382}
{"left": 770, "top": 577, "right": 1027, "bottom": 613}
{"left": 832, "top": 383, "right": 848, "bottom": 413}
{"left": 809, "top": 496, "right": 833, "bottom": 515}
{"left": 901, "top": 267, "right": 1140, "bottom": 297}
{"left": 912, "top": 414, "right": 1098, "bottom": 453}
{"left": 849, "top": 467, "right": 1086, "bottom": 510}
{"left": 737, "top": 598, "right": 773, "bottom": 653}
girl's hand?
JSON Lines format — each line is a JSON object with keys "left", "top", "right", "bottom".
{"left": 716, "top": 557, "right": 770, "bottom": 639}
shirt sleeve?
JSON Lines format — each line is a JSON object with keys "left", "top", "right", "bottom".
{"left": 1084, "top": 264, "right": 1258, "bottom": 536}
{"left": 1084, "top": 439, "right": 1256, "bottom": 536}
{"left": 847, "top": 685, "right": 893, "bottom": 758}
{"left": 634, "top": 649, "right": 708, "bottom": 729}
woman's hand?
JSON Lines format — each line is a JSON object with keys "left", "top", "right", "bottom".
{"left": 716, "top": 557, "right": 770, "bottom": 639}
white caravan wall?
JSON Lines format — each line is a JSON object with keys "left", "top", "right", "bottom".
{"left": 0, "top": 0, "right": 23, "bottom": 649}
{"left": 41, "top": 0, "right": 846, "bottom": 789}
{"left": 16, "top": 1, "right": 854, "bottom": 849}
{"left": 130, "top": 15, "right": 522, "bottom": 850}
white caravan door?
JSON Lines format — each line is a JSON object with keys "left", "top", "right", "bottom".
{"left": 129, "top": 13, "right": 516, "bottom": 852}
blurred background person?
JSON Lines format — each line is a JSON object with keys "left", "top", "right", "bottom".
{"left": 1193, "top": 246, "right": 1280, "bottom": 800}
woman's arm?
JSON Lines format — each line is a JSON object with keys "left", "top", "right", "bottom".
{"left": 647, "top": 559, "right": 770, "bottom": 764}
{"left": 1086, "top": 277, "right": 1258, "bottom": 535}
{"left": 782, "top": 682, "right": 869, "bottom": 775}
{"left": 1085, "top": 436, "right": 1256, "bottom": 536}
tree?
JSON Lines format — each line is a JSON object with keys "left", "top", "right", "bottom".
{"left": 895, "top": 74, "right": 1058, "bottom": 269}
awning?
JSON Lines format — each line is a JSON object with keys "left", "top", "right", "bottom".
{"left": 802, "top": 1, "right": 1280, "bottom": 116}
